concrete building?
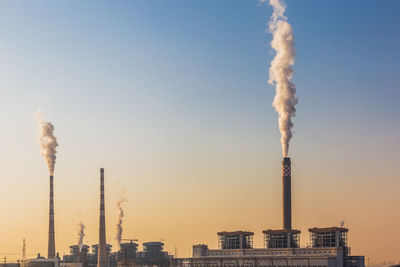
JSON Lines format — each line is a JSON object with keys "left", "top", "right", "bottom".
{"left": 60, "top": 263, "right": 83, "bottom": 267}
{"left": 61, "top": 243, "right": 112, "bottom": 267}
{"left": 61, "top": 241, "right": 174, "bottom": 267}
{"left": 116, "top": 241, "right": 173, "bottom": 267}
{"left": 25, "top": 256, "right": 59, "bottom": 267}
{"left": 118, "top": 242, "right": 139, "bottom": 261}
{"left": 0, "top": 263, "right": 20, "bottom": 267}
{"left": 174, "top": 228, "right": 364, "bottom": 267}
{"left": 217, "top": 232, "right": 254, "bottom": 250}
{"left": 62, "top": 245, "right": 90, "bottom": 264}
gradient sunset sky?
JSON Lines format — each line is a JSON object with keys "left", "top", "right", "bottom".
{"left": 0, "top": 0, "right": 399, "bottom": 264}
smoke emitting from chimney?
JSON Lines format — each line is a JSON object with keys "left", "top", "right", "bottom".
{"left": 35, "top": 111, "right": 58, "bottom": 258}
{"left": 267, "top": 0, "right": 298, "bottom": 157}
{"left": 116, "top": 196, "right": 125, "bottom": 249}
{"left": 36, "top": 110, "right": 58, "bottom": 175}
{"left": 77, "top": 222, "right": 86, "bottom": 251}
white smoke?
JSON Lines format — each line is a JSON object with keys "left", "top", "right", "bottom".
{"left": 267, "top": 0, "right": 298, "bottom": 157}
{"left": 77, "top": 222, "right": 85, "bottom": 251}
{"left": 36, "top": 111, "right": 58, "bottom": 175}
{"left": 116, "top": 196, "right": 126, "bottom": 248}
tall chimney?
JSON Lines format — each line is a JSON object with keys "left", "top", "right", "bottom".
{"left": 97, "top": 168, "right": 107, "bottom": 267}
{"left": 282, "top": 157, "right": 292, "bottom": 230}
{"left": 48, "top": 175, "right": 55, "bottom": 258}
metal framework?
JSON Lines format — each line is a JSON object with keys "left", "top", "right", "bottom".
{"left": 143, "top": 242, "right": 165, "bottom": 259}
{"left": 263, "top": 230, "right": 300, "bottom": 248}
{"left": 308, "top": 227, "right": 348, "bottom": 251}
{"left": 218, "top": 232, "right": 254, "bottom": 250}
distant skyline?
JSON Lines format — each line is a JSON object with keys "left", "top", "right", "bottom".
{"left": 0, "top": 0, "right": 399, "bottom": 264}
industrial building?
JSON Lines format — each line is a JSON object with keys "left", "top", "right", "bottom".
{"left": 61, "top": 244, "right": 113, "bottom": 267}
{"left": 173, "top": 158, "right": 365, "bottom": 267}
{"left": 116, "top": 241, "right": 173, "bottom": 266}
{"left": 59, "top": 241, "right": 172, "bottom": 267}
{"left": 7, "top": 155, "right": 364, "bottom": 267}
{"left": 174, "top": 227, "right": 364, "bottom": 267}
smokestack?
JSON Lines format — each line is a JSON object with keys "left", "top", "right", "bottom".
{"left": 282, "top": 157, "right": 291, "bottom": 230}
{"left": 48, "top": 175, "right": 55, "bottom": 258}
{"left": 35, "top": 111, "right": 58, "bottom": 259}
{"left": 97, "top": 168, "right": 107, "bottom": 267}
{"left": 22, "top": 239, "right": 26, "bottom": 267}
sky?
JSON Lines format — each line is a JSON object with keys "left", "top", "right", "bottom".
{"left": 0, "top": 0, "right": 399, "bottom": 264}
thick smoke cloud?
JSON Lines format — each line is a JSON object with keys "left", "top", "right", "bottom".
{"left": 116, "top": 196, "right": 125, "bottom": 248}
{"left": 267, "top": 0, "right": 298, "bottom": 157}
{"left": 78, "top": 222, "right": 85, "bottom": 251}
{"left": 36, "top": 111, "right": 58, "bottom": 175}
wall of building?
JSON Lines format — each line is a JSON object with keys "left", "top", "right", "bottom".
{"left": 60, "top": 263, "right": 82, "bottom": 267}
{"left": 174, "top": 246, "right": 349, "bottom": 267}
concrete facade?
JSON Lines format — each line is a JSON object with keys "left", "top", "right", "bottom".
{"left": 181, "top": 246, "right": 344, "bottom": 267}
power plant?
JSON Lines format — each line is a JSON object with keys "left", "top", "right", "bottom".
{"left": 172, "top": 157, "right": 365, "bottom": 267}
{"left": 2, "top": 157, "right": 365, "bottom": 267}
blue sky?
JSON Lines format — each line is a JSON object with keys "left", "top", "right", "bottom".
{"left": 0, "top": 0, "right": 399, "bottom": 263}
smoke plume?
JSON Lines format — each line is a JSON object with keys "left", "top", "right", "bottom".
{"left": 267, "top": 0, "right": 298, "bottom": 157}
{"left": 116, "top": 196, "right": 126, "bottom": 248}
{"left": 36, "top": 111, "right": 58, "bottom": 175}
{"left": 77, "top": 222, "right": 85, "bottom": 251}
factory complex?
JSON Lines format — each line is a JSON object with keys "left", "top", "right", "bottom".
{"left": 1, "top": 158, "right": 365, "bottom": 267}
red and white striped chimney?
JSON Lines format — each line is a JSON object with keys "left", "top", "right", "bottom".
{"left": 97, "top": 168, "right": 107, "bottom": 267}
{"left": 48, "top": 175, "right": 55, "bottom": 258}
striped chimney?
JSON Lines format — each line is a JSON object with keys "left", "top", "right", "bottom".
{"left": 282, "top": 157, "right": 292, "bottom": 230}
{"left": 97, "top": 168, "right": 107, "bottom": 267}
{"left": 48, "top": 175, "right": 55, "bottom": 258}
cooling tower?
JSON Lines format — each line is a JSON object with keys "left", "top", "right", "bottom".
{"left": 282, "top": 157, "right": 292, "bottom": 230}
{"left": 97, "top": 168, "right": 107, "bottom": 267}
{"left": 48, "top": 175, "right": 55, "bottom": 258}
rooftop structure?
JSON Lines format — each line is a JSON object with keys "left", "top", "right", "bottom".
{"left": 62, "top": 245, "right": 89, "bottom": 263}
{"left": 309, "top": 227, "right": 349, "bottom": 252}
{"left": 263, "top": 229, "right": 300, "bottom": 248}
{"left": 217, "top": 231, "right": 254, "bottom": 249}
{"left": 142, "top": 242, "right": 164, "bottom": 259}
{"left": 174, "top": 229, "right": 364, "bottom": 267}
{"left": 119, "top": 242, "right": 138, "bottom": 261}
